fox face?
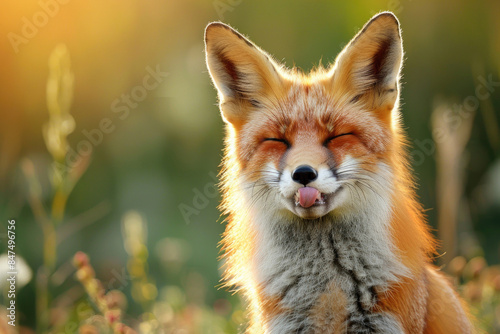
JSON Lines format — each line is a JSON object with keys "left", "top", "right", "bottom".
{"left": 206, "top": 13, "right": 403, "bottom": 221}
{"left": 236, "top": 84, "right": 397, "bottom": 220}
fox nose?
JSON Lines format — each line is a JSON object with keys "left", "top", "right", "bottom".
{"left": 292, "top": 165, "right": 318, "bottom": 186}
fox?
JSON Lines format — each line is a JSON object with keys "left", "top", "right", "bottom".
{"left": 204, "top": 12, "right": 474, "bottom": 333}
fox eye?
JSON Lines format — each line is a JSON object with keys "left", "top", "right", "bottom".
{"left": 263, "top": 138, "right": 291, "bottom": 148}
{"left": 323, "top": 133, "right": 353, "bottom": 146}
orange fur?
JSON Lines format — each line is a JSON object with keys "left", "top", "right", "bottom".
{"left": 206, "top": 12, "right": 474, "bottom": 333}
{"left": 310, "top": 281, "right": 349, "bottom": 333}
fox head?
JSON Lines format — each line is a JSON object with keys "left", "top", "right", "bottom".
{"left": 205, "top": 13, "right": 405, "bottom": 221}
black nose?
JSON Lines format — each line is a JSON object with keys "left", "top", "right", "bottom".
{"left": 292, "top": 165, "right": 318, "bottom": 186}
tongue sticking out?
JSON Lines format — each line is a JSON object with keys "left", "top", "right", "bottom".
{"left": 297, "top": 187, "right": 321, "bottom": 208}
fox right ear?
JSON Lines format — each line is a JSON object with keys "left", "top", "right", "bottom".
{"left": 205, "top": 23, "right": 284, "bottom": 127}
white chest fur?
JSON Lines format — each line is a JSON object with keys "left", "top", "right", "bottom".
{"left": 251, "top": 210, "right": 407, "bottom": 333}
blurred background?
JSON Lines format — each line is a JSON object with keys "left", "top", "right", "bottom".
{"left": 0, "top": 0, "right": 499, "bottom": 333}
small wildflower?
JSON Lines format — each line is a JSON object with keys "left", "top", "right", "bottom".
{"left": 105, "top": 309, "right": 121, "bottom": 324}
{"left": 78, "top": 324, "right": 99, "bottom": 334}
{"left": 74, "top": 251, "right": 90, "bottom": 268}
{"left": 83, "top": 315, "right": 108, "bottom": 331}
{"left": 73, "top": 252, "right": 137, "bottom": 332}
{"left": 464, "top": 256, "right": 487, "bottom": 280}
{"left": 114, "top": 323, "right": 137, "bottom": 334}
{"left": 448, "top": 256, "right": 467, "bottom": 277}
{"left": 76, "top": 266, "right": 95, "bottom": 283}
{"left": 106, "top": 290, "right": 128, "bottom": 311}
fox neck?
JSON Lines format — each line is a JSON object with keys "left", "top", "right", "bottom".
{"left": 248, "top": 199, "right": 408, "bottom": 332}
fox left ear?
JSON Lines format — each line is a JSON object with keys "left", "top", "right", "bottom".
{"left": 331, "top": 12, "right": 403, "bottom": 116}
{"left": 205, "top": 22, "right": 285, "bottom": 128}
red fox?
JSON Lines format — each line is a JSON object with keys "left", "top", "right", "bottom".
{"left": 205, "top": 12, "right": 474, "bottom": 333}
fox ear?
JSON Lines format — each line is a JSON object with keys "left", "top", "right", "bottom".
{"left": 205, "top": 22, "right": 284, "bottom": 126}
{"left": 332, "top": 12, "right": 403, "bottom": 115}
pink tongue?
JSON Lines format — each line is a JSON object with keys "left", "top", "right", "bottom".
{"left": 298, "top": 187, "right": 320, "bottom": 208}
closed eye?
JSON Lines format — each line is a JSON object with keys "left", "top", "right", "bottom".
{"left": 263, "top": 138, "right": 291, "bottom": 148}
{"left": 323, "top": 133, "right": 353, "bottom": 146}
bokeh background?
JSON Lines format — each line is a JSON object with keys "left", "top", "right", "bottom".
{"left": 1, "top": 0, "right": 499, "bottom": 333}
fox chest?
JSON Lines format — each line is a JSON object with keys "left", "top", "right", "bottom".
{"left": 253, "top": 223, "right": 403, "bottom": 333}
